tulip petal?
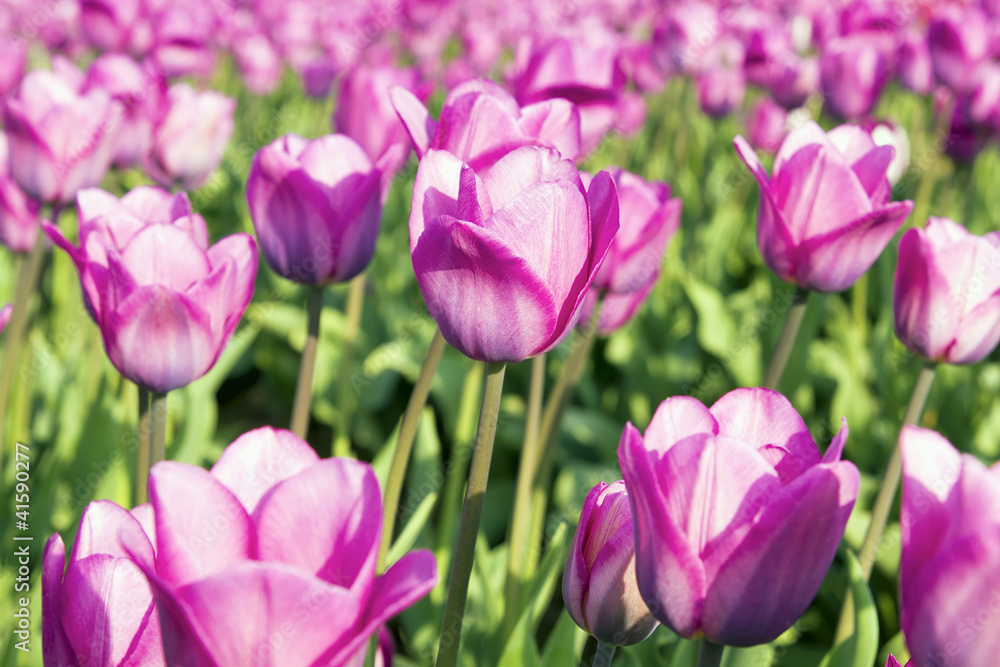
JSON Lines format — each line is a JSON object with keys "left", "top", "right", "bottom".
{"left": 618, "top": 423, "right": 706, "bottom": 637}
{"left": 564, "top": 482, "right": 603, "bottom": 633}
{"left": 710, "top": 388, "right": 820, "bottom": 484}
{"left": 773, "top": 121, "right": 830, "bottom": 173}
{"left": 149, "top": 461, "right": 255, "bottom": 588}
{"left": 798, "top": 200, "right": 912, "bottom": 293}
{"left": 947, "top": 292, "right": 1000, "bottom": 362}
{"left": 606, "top": 197, "right": 681, "bottom": 294}
{"left": 389, "top": 86, "right": 436, "bottom": 157}
{"left": 703, "top": 461, "right": 858, "bottom": 646}
{"left": 255, "top": 459, "right": 381, "bottom": 593}
{"left": 120, "top": 224, "right": 211, "bottom": 291}
{"left": 71, "top": 499, "right": 155, "bottom": 567}
{"left": 43, "top": 534, "right": 76, "bottom": 667}
{"left": 591, "top": 283, "right": 656, "bottom": 335}
{"left": 517, "top": 98, "right": 583, "bottom": 160}
{"left": 408, "top": 149, "right": 465, "bottom": 253}
{"left": 120, "top": 187, "right": 194, "bottom": 225}
{"left": 734, "top": 136, "right": 797, "bottom": 281}
{"left": 131, "top": 504, "right": 157, "bottom": 555}
{"left": 196, "top": 233, "right": 258, "bottom": 342}
{"left": 644, "top": 396, "right": 718, "bottom": 457}
{"left": 210, "top": 427, "right": 320, "bottom": 514}
{"left": 298, "top": 134, "right": 374, "bottom": 189}
{"left": 61, "top": 554, "right": 163, "bottom": 667}
{"left": 822, "top": 418, "right": 850, "bottom": 463}
{"left": 480, "top": 146, "right": 583, "bottom": 212}
{"left": 412, "top": 215, "right": 558, "bottom": 362}
{"left": 894, "top": 226, "right": 958, "bottom": 360}
{"left": 849, "top": 144, "right": 894, "bottom": 204}
{"left": 435, "top": 83, "right": 528, "bottom": 170}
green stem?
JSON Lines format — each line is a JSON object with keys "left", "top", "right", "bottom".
{"left": 502, "top": 354, "right": 547, "bottom": 638}
{"left": 378, "top": 328, "right": 447, "bottom": 572}
{"left": 290, "top": 285, "right": 324, "bottom": 439}
{"left": 0, "top": 236, "right": 47, "bottom": 452}
{"left": 136, "top": 387, "right": 151, "bottom": 506}
{"left": 697, "top": 640, "right": 726, "bottom": 667}
{"left": 150, "top": 391, "right": 168, "bottom": 465}
{"left": 852, "top": 275, "right": 868, "bottom": 344}
{"left": 763, "top": 287, "right": 809, "bottom": 390}
{"left": 834, "top": 362, "right": 936, "bottom": 642}
{"left": 362, "top": 633, "right": 379, "bottom": 667}
{"left": 333, "top": 274, "right": 366, "bottom": 457}
{"left": 435, "top": 362, "right": 507, "bottom": 667}
{"left": 593, "top": 641, "right": 617, "bottom": 667}
{"left": 524, "top": 306, "right": 602, "bottom": 582}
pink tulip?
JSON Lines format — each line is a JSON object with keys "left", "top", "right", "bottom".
{"left": 928, "top": 5, "right": 991, "bottom": 96}
{"left": 0, "top": 303, "right": 11, "bottom": 334}
{"left": 894, "top": 217, "right": 1000, "bottom": 365}
{"left": 335, "top": 64, "right": 430, "bottom": 175}
{"left": 144, "top": 84, "right": 235, "bottom": 190}
{"left": 391, "top": 78, "right": 582, "bottom": 171}
{"left": 564, "top": 481, "right": 658, "bottom": 646}
{"left": 82, "top": 54, "right": 167, "bottom": 169}
{"left": 137, "top": 427, "right": 437, "bottom": 665}
{"left": 44, "top": 186, "right": 257, "bottom": 392}
{"left": 618, "top": 388, "right": 859, "bottom": 646}
{"left": 900, "top": 426, "right": 1000, "bottom": 666}
{"left": 735, "top": 122, "right": 913, "bottom": 292}
{"left": 234, "top": 32, "right": 284, "bottom": 95}
{"left": 246, "top": 133, "right": 386, "bottom": 285}
{"left": 43, "top": 500, "right": 164, "bottom": 666}
{"left": 79, "top": 0, "right": 144, "bottom": 52}
{"left": 2, "top": 59, "right": 117, "bottom": 204}
{"left": 767, "top": 54, "right": 819, "bottom": 111}
{"left": 0, "top": 132, "right": 40, "bottom": 253}
{"left": 409, "top": 146, "right": 618, "bottom": 362}
{"left": 579, "top": 168, "right": 680, "bottom": 335}
{"left": 0, "top": 39, "right": 26, "bottom": 98}
{"left": 898, "top": 29, "right": 935, "bottom": 96}
{"left": 746, "top": 98, "right": 790, "bottom": 153}
{"left": 149, "top": 0, "right": 218, "bottom": 78}
{"left": 820, "top": 32, "right": 892, "bottom": 120}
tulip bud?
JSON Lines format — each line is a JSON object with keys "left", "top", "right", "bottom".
{"left": 0, "top": 133, "right": 40, "bottom": 253}
{"left": 897, "top": 30, "right": 935, "bottom": 96}
{"left": 563, "top": 481, "right": 657, "bottom": 646}
{"left": 234, "top": 32, "right": 283, "bottom": 95}
{"left": 928, "top": 5, "right": 991, "bottom": 96}
{"left": 820, "top": 32, "right": 891, "bottom": 120}
{"left": 246, "top": 133, "right": 385, "bottom": 285}
{"left": 746, "top": 98, "right": 789, "bottom": 153}
{"left": 735, "top": 122, "right": 913, "bottom": 292}
{"left": 893, "top": 217, "right": 1000, "bottom": 365}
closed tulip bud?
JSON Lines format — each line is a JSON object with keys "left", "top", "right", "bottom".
{"left": 893, "top": 217, "right": 1000, "bottom": 365}
{"left": 44, "top": 187, "right": 257, "bottom": 392}
{"left": 618, "top": 388, "right": 859, "bottom": 646}
{"left": 2, "top": 59, "right": 118, "bottom": 204}
{"left": 928, "top": 5, "right": 991, "bottom": 96}
{"left": 144, "top": 84, "right": 235, "bottom": 190}
{"left": 900, "top": 426, "right": 1000, "bottom": 666}
{"left": 768, "top": 54, "right": 819, "bottom": 110}
{"left": 246, "top": 133, "right": 385, "bottom": 285}
{"left": 391, "top": 78, "right": 582, "bottom": 171}
{"left": 735, "top": 122, "right": 913, "bottom": 292}
{"left": 43, "top": 501, "right": 164, "bottom": 666}
{"left": 409, "top": 146, "right": 618, "bottom": 362}
{"left": 696, "top": 63, "right": 746, "bottom": 118}
{"left": 0, "top": 133, "right": 41, "bottom": 253}
{"left": 820, "top": 32, "right": 892, "bottom": 120}
{"left": 563, "top": 481, "right": 657, "bottom": 646}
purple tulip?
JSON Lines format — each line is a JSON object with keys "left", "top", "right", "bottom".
{"left": 0, "top": 132, "right": 40, "bottom": 253}
{"left": 335, "top": 64, "right": 430, "bottom": 176}
{"left": 861, "top": 118, "right": 910, "bottom": 186}
{"left": 820, "top": 32, "right": 892, "bottom": 120}
{"left": 900, "top": 426, "right": 1000, "bottom": 666}
{"left": 893, "top": 217, "right": 1000, "bottom": 365}
{"left": 747, "top": 98, "right": 790, "bottom": 153}
{"left": 768, "top": 54, "right": 819, "bottom": 110}
{"left": 0, "top": 303, "right": 11, "bottom": 334}
{"left": 409, "top": 146, "right": 618, "bottom": 362}
{"left": 82, "top": 54, "right": 167, "bottom": 169}
{"left": 391, "top": 78, "right": 582, "bottom": 171}
{"left": 695, "top": 40, "right": 747, "bottom": 118}
{"left": 0, "top": 39, "right": 26, "bottom": 98}
{"left": 898, "top": 29, "right": 935, "bottom": 96}
{"left": 2, "top": 59, "right": 117, "bottom": 204}
{"left": 563, "top": 481, "right": 658, "bottom": 646}
{"left": 618, "top": 388, "right": 859, "bottom": 646}
{"left": 149, "top": 0, "right": 218, "bottom": 78}
{"left": 44, "top": 186, "right": 257, "bottom": 392}
{"left": 928, "top": 5, "right": 991, "bottom": 96}
{"left": 233, "top": 32, "right": 283, "bottom": 95}
{"left": 43, "top": 500, "right": 164, "bottom": 666}
{"left": 79, "top": 0, "right": 143, "bottom": 52}
{"left": 735, "top": 122, "right": 913, "bottom": 292}
{"left": 144, "top": 84, "right": 235, "bottom": 190}
{"left": 137, "top": 427, "right": 438, "bottom": 665}
{"left": 246, "top": 133, "right": 386, "bottom": 285}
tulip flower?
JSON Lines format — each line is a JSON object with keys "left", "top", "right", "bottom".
{"left": 149, "top": 0, "right": 218, "bottom": 78}
{"left": 0, "top": 133, "right": 40, "bottom": 253}
{"left": 44, "top": 186, "right": 257, "bottom": 392}
{"left": 144, "top": 83, "right": 235, "bottom": 190}
{"left": 695, "top": 39, "right": 746, "bottom": 118}
{"left": 79, "top": 0, "right": 144, "bottom": 53}
{"left": 247, "top": 133, "right": 386, "bottom": 285}
{"left": 0, "top": 303, "right": 11, "bottom": 334}
{"left": 233, "top": 32, "right": 283, "bottom": 95}
{"left": 898, "top": 30, "right": 935, "bottom": 96}
{"left": 391, "top": 78, "right": 582, "bottom": 171}
{"left": 862, "top": 119, "right": 910, "bottom": 187}
{"left": 820, "top": 33, "right": 892, "bottom": 120}
{"left": 0, "top": 39, "right": 26, "bottom": 98}
{"left": 2, "top": 59, "right": 117, "bottom": 204}
{"left": 893, "top": 217, "right": 1000, "bottom": 365}
{"left": 900, "top": 426, "right": 1000, "bottom": 666}
{"left": 43, "top": 500, "right": 164, "bottom": 666}
{"left": 408, "top": 146, "right": 619, "bottom": 362}
{"left": 886, "top": 658, "right": 906, "bottom": 667}
{"left": 735, "top": 122, "right": 913, "bottom": 293}
{"left": 928, "top": 5, "right": 991, "bottom": 96}
{"left": 618, "top": 388, "right": 859, "bottom": 646}
{"left": 82, "top": 54, "right": 167, "bottom": 169}
{"left": 767, "top": 54, "right": 819, "bottom": 110}
{"left": 563, "top": 481, "right": 657, "bottom": 646}
{"left": 746, "top": 98, "right": 789, "bottom": 154}
{"left": 579, "top": 169, "right": 681, "bottom": 335}
{"left": 136, "top": 427, "right": 438, "bottom": 666}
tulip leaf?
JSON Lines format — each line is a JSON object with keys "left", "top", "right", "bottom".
{"left": 668, "top": 638, "right": 700, "bottom": 667}
{"left": 722, "top": 644, "right": 774, "bottom": 667}
{"left": 819, "top": 552, "right": 878, "bottom": 667}
{"left": 540, "top": 610, "right": 588, "bottom": 665}
{"left": 387, "top": 490, "right": 438, "bottom": 565}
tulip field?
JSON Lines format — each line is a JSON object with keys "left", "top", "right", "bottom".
{"left": 4, "top": 1, "right": 1000, "bottom": 666}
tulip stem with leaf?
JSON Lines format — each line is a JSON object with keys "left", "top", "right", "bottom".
{"left": 436, "top": 361, "right": 507, "bottom": 667}
{"left": 697, "top": 640, "right": 726, "bottom": 667}
{"left": 593, "top": 641, "right": 617, "bottom": 666}
{"left": 763, "top": 286, "right": 809, "bottom": 390}
{"left": 136, "top": 387, "right": 151, "bottom": 505}
{"left": 290, "top": 285, "right": 324, "bottom": 439}
{"left": 378, "top": 328, "right": 447, "bottom": 571}
{"left": 503, "top": 353, "right": 547, "bottom": 638}
{"left": 333, "top": 273, "right": 367, "bottom": 457}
